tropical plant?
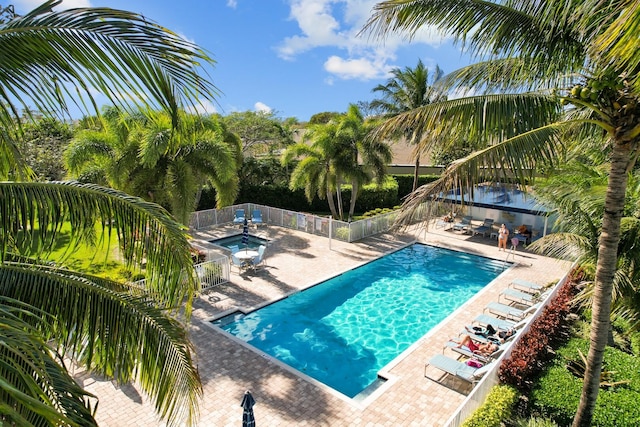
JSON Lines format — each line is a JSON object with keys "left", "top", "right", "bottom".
{"left": 335, "top": 104, "right": 392, "bottom": 221}
{"left": 66, "top": 108, "right": 241, "bottom": 224}
{"left": 362, "top": 1, "right": 640, "bottom": 425}
{"left": 370, "top": 59, "right": 446, "bottom": 191}
{"left": 282, "top": 123, "right": 341, "bottom": 219}
{"left": 0, "top": 1, "right": 219, "bottom": 425}
{"left": 16, "top": 116, "right": 73, "bottom": 181}
{"left": 282, "top": 105, "right": 391, "bottom": 221}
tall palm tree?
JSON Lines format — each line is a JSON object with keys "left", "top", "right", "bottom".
{"left": 0, "top": 1, "right": 219, "bottom": 425}
{"left": 66, "top": 108, "right": 241, "bottom": 224}
{"left": 282, "top": 122, "right": 341, "bottom": 219}
{"left": 371, "top": 59, "right": 446, "bottom": 191}
{"left": 362, "top": 1, "right": 640, "bottom": 425}
{"left": 335, "top": 104, "right": 392, "bottom": 221}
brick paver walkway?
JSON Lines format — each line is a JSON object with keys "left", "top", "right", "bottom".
{"left": 81, "top": 222, "right": 572, "bottom": 426}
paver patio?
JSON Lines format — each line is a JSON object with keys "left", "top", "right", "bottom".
{"left": 82, "top": 221, "right": 572, "bottom": 426}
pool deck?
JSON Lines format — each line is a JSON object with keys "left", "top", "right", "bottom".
{"left": 83, "top": 222, "right": 572, "bottom": 426}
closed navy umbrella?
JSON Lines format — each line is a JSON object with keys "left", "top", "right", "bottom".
{"left": 242, "top": 218, "right": 249, "bottom": 249}
{"left": 241, "top": 390, "right": 256, "bottom": 427}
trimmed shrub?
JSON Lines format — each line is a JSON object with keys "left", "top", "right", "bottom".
{"left": 394, "top": 174, "right": 439, "bottom": 199}
{"left": 461, "top": 384, "right": 518, "bottom": 427}
{"left": 531, "top": 337, "right": 640, "bottom": 427}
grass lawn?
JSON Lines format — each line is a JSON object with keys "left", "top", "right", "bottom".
{"left": 20, "top": 222, "right": 136, "bottom": 282}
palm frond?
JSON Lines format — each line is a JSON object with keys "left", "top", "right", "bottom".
{"left": 0, "top": 181, "right": 198, "bottom": 314}
{"left": 0, "top": 297, "right": 98, "bottom": 427}
{"left": 0, "top": 264, "right": 201, "bottom": 427}
{"left": 0, "top": 0, "right": 218, "bottom": 129}
{"left": 394, "top": 122, "right": 565, "bottom": 226}
{"left": 361, "top": 0, "right": 586, "bottom": 71}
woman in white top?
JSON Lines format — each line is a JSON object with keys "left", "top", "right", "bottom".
{"left": 498, "top": 223, "right": 509, "bottom": 251}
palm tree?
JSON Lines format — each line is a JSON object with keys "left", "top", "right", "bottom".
{"left": 335, "top": 104, "right": 392, "bottom": 221}
{"left": 282, "top": 122, "right": 341, "bottom": 219}
{"left": 66, "top": 108, "right": 241, "bottom": 224}
{"left": 1, "top": 1, "right": 218, "bottom": 425}
{"left": 362, "top": 1, "right": 640, "bottom": 425}
{"left": 371, "top": 59, "right": 446, "bottom": 191}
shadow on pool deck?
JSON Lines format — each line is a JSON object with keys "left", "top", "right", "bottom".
{"left": 84, "top": 222, "right": 572, "bottom": 427}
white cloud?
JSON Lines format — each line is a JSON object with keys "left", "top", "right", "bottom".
{"left": 324, "top": 55, "right": 389, "bottom": 80}
{"left": 190, "top": 99, "right": 218, "bottom": 115}
{"left": 13, "top": 0, "right": 91, "bottom": 12}
{"left": 254, "top": 102, "right": 272, "bottom": 113}
{"left": 227, "top": 0, "right": 238, "bottom": 8}
{"left": 276, "top": 0, "right": 449, "bottom": 81}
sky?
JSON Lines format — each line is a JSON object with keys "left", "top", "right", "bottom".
{"left": 13, "top": 0, "right": 475, "bottom": 122}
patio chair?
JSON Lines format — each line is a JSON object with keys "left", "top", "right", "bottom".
{"left": 424, "top": 354, "right": 495, "bottom": 387}
{"left": 251, "top": 245, "right": 266, "bottom": 269}
{"left": 251, "top": 209, "right": 263, "bottom": 226}
{"left": 452, "top": 216, "right": 472, "bottom": 233}
{"left": 228, "top": 245, "right": 240, "bottom": 254}
{"left": 233, "top": 209, "right": 246, "bottom": 224}
{"left": 472, "top": 218, "right": 494, "bottom": 237}
{"left": 230, "top": 253, "right": 246, "bottom": 273}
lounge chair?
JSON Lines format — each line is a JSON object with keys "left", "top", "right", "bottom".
{"left": 459, "top": 316, "right": 528, "bottom": 345}
{"left": 472, "top": 313, "right": 516, "bottom": 331}
{"left": 251, "top": 209, "right": 263, "bottom": 226}
{"left": 443, "top": 339, "right": 506, "bottom": 363}
{"left": 233, "top": 209, "right": 246, "bottom": 224}
{"left": 472, "top": 218, "right": 494, "bottom": 237}
{"left": 500, "top": 288, "right": 538, "bottom": 306}
{"left": 484, "top": 301, "right": 540, "bottom": 321}
{"left": 452, "top": 216, "right": 472, "bottom": 233}
{"left": 424, "top": 354, "right": 495, "bottom": 386}
{"left": 509, "top": 279, "right": 543, "bottom": 294}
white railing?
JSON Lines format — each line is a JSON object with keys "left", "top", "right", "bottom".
{"left": 189, "top": 203, "right": 429, "bottom": 242}
{"left": 129, "top": 257, "right": 230, "bottom": 294}
{"left": 195, "top": 257, "right": 230, "bottom": 291}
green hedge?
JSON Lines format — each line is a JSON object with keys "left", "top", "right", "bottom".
{"left": 461, "top": 384, "right": 518, "bottom": 427}
{"left": 531, "top": 337, "right": 640, "bottom": 426}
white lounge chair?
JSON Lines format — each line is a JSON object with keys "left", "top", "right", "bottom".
{"left": 500, "top": 288, "right": 538, "bottom": 306}
{"left": 509, "top": 279, "right": 543, "bottom": 294}
{"left": 472, "top": 313, "right": 516, "bottom": 331}
{"left": 424, "top": 354, "right": 494, "bottom": 386}
{"left": 484, "top": 301, "right": 540, "bottom": 321}
{"left": 443, "top": 339, "right": 506, "bottom": 363}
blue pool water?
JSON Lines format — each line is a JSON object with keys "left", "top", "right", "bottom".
{"left": 209, "top": 234, "right": 268, "bottom": 250}
{"left": 213, "top": 243, "right": 505, "bottom": 398}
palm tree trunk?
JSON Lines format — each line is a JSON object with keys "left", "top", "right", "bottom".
{"left": 412, "top": 157, "right": 420, "bottom": 191}
{"left": 326, "top": 187, "right": 338, "bottom": 219}
{"left": 573, "top": 141, "right": 631, "bottom": 427}
{"left": 336, "top": 183, "right": 344, "bottom": 220}
{"left": 349, "top": 179, "right": 359, "bottom": 222}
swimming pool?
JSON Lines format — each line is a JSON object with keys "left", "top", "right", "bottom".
{"left": 209, "top": 234, "right": 269, "bottom": 251}
{"left": 212, "top": 243, "right": 505, "bottom": 398}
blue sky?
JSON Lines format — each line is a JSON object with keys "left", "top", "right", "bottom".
{"left": 14, "top": 0, "right": 475, "bottom": 122}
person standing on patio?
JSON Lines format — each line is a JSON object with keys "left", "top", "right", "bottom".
{"left": 498, "top": 223, "right": 509, "bottom": 251}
